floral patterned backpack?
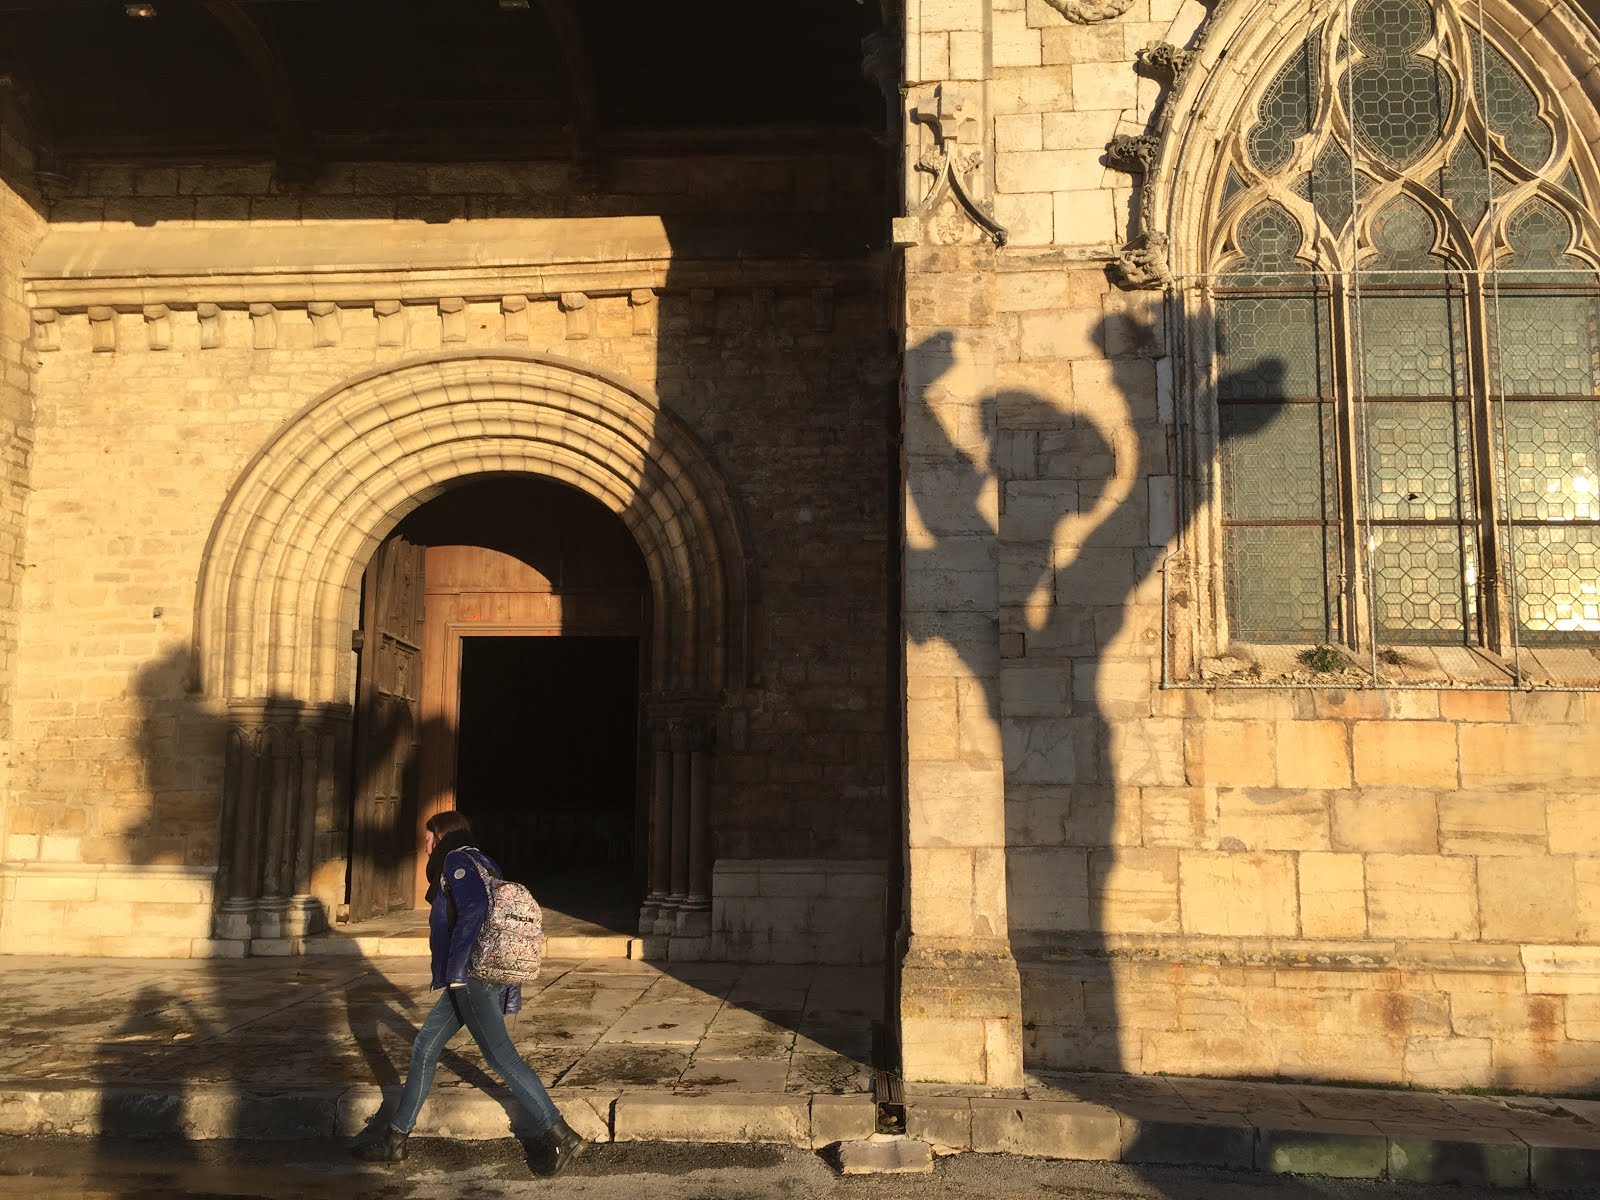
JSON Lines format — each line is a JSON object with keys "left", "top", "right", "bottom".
{"left": 461, "top": 852, "right": 545, "bottom": 985}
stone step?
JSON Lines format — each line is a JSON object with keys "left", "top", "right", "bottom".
{"left": 304, "top": 933, "right": 637, "bottom": 959}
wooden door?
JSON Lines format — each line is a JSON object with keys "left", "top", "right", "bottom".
{"left": 350, "top": 533, "right": 425, "bottom": 921}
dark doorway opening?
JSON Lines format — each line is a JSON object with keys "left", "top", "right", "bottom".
{"left": 454, "top": 634, "right": 640, "bottom": 927}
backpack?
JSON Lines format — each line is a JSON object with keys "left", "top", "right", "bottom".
{"left": 458, "top": 852, "right": 545, "bottom": 985}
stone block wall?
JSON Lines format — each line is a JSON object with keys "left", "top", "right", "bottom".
{"left": 0, "top": 861, "right": 217, "bottom": 957}
{"left": 0, "top": 173, "right": 44, "bottom": 852}
{"left": 0, "top": 159, "right": 896, "bottom": 955}
{"left": 709, "top": 859, "right": 887, "bottom": 964}
{"left": 897, "top": 0, "right": 1600, "bottom": 1089}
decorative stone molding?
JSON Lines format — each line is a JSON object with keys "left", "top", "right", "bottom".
{"left": 628, "top": 288, "right": 656, "bottom": 336}
{"left": 641, "top": 693, "right": 722, "bottom": 933}
{"left": 690, "top": 288, "right": 716, "bottom": 334}
{"left": 1042, "top": 0, "right": 1136, "bottom": 23}
{"left": 501, "top": 293, "right": 530, "bottom": 342}
{"left": 1106, "top": 132, "right": 1161, "bottom": 175}
{"left": 30, "top": 307, "right": 57, "bottom": 352}
{"left": 215, "top": 701, "right": 347, "bottom": 948}
{"left": 438, "top": 296, "right": 467, "bottom": 344}
{"left": 897, "top": 84, "right": 1007, "bottom": 248}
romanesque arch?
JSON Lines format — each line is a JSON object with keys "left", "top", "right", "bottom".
{"left": 193, "top": 352, "right": 755, "bottom": 948}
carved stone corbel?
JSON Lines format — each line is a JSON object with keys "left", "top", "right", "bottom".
{"left": 1042, "top": 0, "right": 1136, "bottom": 23}
{"left": 501, "top": 294, "right": 530, "bottom": 342}
{"left": 307, "top": 301, "right": 341, "bottom": 348}
{"left": 31, "top": 308, "right": 58, "bottom": 353}
{"left": 374, "top": 300, "right": 405, "bottom": 348}
{"left": 197, "top": 303, "right": 223, "bottom": 350}
{"left": 143, "top": 304, "right": 172, "bottom": 351}
{"left": 559, "top": 291, "right": 593, "bottom": 341}
{"left": 1111, "top": 231, "right": 1174, "bottom": 290}
{"left": 1106, "top": 133, "right": 1161, "bottom": 175}
{"left": 898, "top": 84, "right": 1007, "bottom": 247}
{"left": 1135, "top": 41, "right": 1196, "bottom": 83}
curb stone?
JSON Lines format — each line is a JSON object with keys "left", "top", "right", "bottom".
{"left": 6, "top": 1077, "right": 1600, "bottom": 1189}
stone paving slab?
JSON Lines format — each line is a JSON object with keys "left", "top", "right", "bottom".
{"left": 4, "top": 953, "right": 1600, "bottom": 1187}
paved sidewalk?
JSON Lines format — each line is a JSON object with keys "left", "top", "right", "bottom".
{"left": 1, "top": 953, "right": 1598, "bottom": 1190}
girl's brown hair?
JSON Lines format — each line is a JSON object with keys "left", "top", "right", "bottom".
{"left": 424, "top": 810, "right": 473, "bottom": 839}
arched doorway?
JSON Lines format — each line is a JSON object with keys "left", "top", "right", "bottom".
{"left": 346, "top": 475, "right": 650, "bottom": 926}
{"left": 193, "top": 352, "right": 755, "bottom": 954}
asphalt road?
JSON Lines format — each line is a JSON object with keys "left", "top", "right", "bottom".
{"left": 3, "top": 1137, "right": 1596, "bottom": 1200}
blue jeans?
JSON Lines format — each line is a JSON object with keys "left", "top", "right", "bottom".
{"left": 389, "top": 979, "right": 561, "bottom": 1137}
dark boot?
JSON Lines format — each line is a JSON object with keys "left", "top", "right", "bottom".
{"left": 353, "top": 1124, "right": 409, "bottom": 1164}
{"left": 530, "top": 1118, "right": 585, "bottom": 1178}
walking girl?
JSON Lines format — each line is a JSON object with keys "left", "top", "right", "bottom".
{"left": 355, "top": 810, "right": 583, "bottom": 1177}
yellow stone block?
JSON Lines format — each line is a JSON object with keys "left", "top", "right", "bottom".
{"left": 1330, "top": 789, "right": 1438, "bottom": 853}
{"left": 1299, "top": 852, "right": 1367, "bottom": 938}
{"left": 1177, "top": 850, "right": 1297, "bottom": 936}
{"left": 1093, "top": 848, "right": 1180, "bottom": 934}
{"left": 1437, "top": 792, "right": 1546, "bottom": 856}
{"left": 1186, "top": 720, "right": 1274, "bottom": 787}
{"left": 1217, "top": 787, "right": 1330, "bottom": 851}
{"left": 1274, "top": 720, "right": 1352, "bottom": 789}
{"left": 1365, "top": 854, "right": 1477, "bottom": 940}
{"left": 1477, "top": 856, "right": 1577, "bottom": 942}
{"left": 1352, "top": 722, "right": 1457, "bottom": 789}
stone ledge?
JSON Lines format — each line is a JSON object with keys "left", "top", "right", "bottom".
{"left": 1015, "top": 934, "right": 1581, "bottom": 976}
{"left": 613, "top": 1092, "right": 810, "bottom": 1146}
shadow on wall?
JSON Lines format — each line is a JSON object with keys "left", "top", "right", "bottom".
{"left": 905, "top": 311, "right": 1598, "bottom": 1185}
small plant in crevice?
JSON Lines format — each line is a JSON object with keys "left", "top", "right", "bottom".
{"left": 1298, "top": 644, "right": 1349, "bottom": 673}
{"left": 1378, "top": 647, "right": 1407, "bottom": 666}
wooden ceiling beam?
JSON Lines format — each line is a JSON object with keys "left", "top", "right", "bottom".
{"left": 195, "top": 0, "right": 314, "bottom": 182}
{"left": 537, "top": 0, "right": 598, "bottom": 153}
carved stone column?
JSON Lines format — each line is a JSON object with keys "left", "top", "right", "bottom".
{"left": 215, "top": 700, "right": 341, "bottom": 950}
{"left": 640, "top": 719, "right": 673, "bottom": 934}
{"left": 639, "top": 694, "right": 720, "bottom": 949}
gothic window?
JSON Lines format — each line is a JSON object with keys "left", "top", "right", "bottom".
{"left": 1210, "top": 0, "right": 1600, "bottom": 650}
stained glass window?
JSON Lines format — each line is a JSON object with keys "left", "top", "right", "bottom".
{"left": 1213, "top": 0, "right": 1600, "bottom": 653}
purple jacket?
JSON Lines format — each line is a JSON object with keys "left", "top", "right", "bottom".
{"left": 430, "top": 845, "right": 522, "bottom": 1015}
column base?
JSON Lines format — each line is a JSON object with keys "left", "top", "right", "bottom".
{"left": 253, "top": 898, "right": 289, "bottom": 941}
{"left": 214, "top": 901, "right": 254, "bottom": 943}
{"left": 899, "top": 938, "right": 1024, "bottom": 1087}
{"left": 282, "top": 895, "right": 328, "bottom": 937}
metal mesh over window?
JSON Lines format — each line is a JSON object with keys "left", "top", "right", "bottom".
{"left": 1370, "top": 526, "right": 1474, "bottom": 640}
{"left": 1208, "top": 0, "right": 1600, "bottom": 656}
{"left": 1513, "top": 526, "right": 1600, "bottom": 639}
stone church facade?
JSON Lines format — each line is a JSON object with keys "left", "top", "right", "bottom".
{"left": 0, "top": 0, "right": 1596, "bottom": 1093}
